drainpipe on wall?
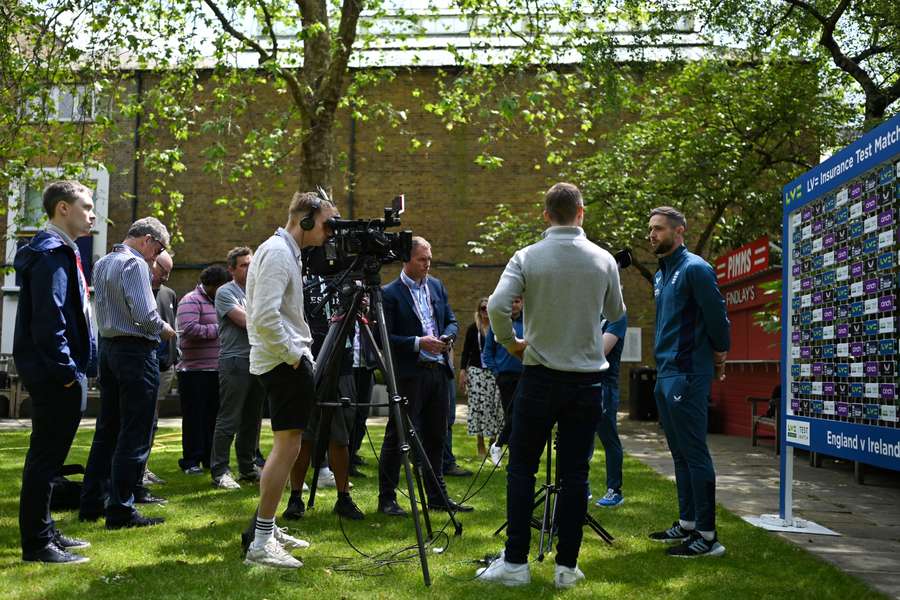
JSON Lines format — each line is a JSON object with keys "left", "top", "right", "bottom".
{"left": 131, "top": 71, "right": 143, "bottom": 224}
{"left": 347, "top": 115, "right": 356, "bottom": 219}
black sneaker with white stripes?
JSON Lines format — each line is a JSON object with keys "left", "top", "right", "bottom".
{"left": 667, "top": 531, "right": 726, "bottom": 558}
{"left": 648, "top": 521, "right": 693, "bottom": 543}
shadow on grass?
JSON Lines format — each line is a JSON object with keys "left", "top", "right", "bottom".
{"left": 0, "top": 427, "right": 889, "bottom": 600}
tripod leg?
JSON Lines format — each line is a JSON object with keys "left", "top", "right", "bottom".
{"left": 364, "top": 299, "right": 431, "bottom": 586}
{"left": 307, "top": 405, "right": 333, "bottom": 509}
{"left": 399, "top": 405, "right": 462, "bottom": 535}
{"left": 412, "top": 459, "right": 434, "bottom": 540}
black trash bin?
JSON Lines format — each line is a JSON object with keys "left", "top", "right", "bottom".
{"left": 628, "top": 367, "right": 658, "bottom": 421}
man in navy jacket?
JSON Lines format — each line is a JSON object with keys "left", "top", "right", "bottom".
{"left": 647, "top": 206, "right": 730, "bottom": 558}
{"left": 377, "top": 236, "right": 472, "bottom": 516}
{"left": 14, "top": 180, "right": 97, "bottom": 564}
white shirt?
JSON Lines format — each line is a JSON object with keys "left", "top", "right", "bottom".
{"left": 246, "top": 228, "right": 314, "bottom": 375}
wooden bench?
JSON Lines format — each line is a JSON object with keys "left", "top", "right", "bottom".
{"left": 748, "top": 395, "right": 779, "bottom": 454}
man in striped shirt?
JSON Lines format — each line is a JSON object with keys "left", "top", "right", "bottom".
{"left": 79, "top": 217, "right": 177, "bottom": 529}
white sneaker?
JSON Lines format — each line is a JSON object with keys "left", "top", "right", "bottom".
{"left": 315, "top": 467, "right": 352, "bottom": 488}
{"left": 317, "top": 467, "right": 336, "bottom": 488}
{"left": 243, "top": 537, "right": 302, "bottom": 569}
{"left": 476, "top": 551, "right": 530, "bottom": 586}
{"left": 213, "top": 473, "right": 241, "bottom": 490}
{"left": 555, "top": 564, "right": 585, "bottom": 589}
{"left": 489, "top": 443, "right": 503, "bottom": 467}
{"left": 274, "top": 526, "right": 310, "bottom": 550}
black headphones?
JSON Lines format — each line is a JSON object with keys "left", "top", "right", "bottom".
{"left": 300, "top": 187, "right": 331, "bottom": 231}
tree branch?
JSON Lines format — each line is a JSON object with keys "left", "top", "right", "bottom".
{"left": 257, "top": 0, "right": 279, "bottom": 59}
{"left": 693, "top": 201, "right": 729, "bottom": 258}
{"left": 320, "top": 0, "right": 363, "bottom": 112}
{"left": 782, "top": 0, "right": 882, "bottom": 116}
{"left": 203, "top": 0, "right": 308, "bottom": 117}
{"left": 851, "top": 44, "right": 895, "bottom": 64}
{"left": 780, "top": 0, "right": 826, "bottom": 25}
{"left": 203, "top": 0, "right": 272, "bottom": 63}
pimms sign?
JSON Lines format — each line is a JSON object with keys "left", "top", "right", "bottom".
{"left": 715, "top": 237, "right": 770, "bottom": 286}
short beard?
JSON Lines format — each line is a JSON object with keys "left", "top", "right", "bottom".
{"left": 653, "top": 239, "right": 675, "bottom": 255}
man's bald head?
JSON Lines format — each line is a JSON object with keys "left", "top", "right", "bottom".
{"left": 152, "top": 250, "right": 173, "bottom": 290}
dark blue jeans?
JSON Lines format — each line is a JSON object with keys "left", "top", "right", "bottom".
{"left": 81, "top": 337, "right": 159, "bottom": 522}
{"left": 595, "top": 383, "right": 623, "bottom": 491}
{"left": 505, "top": 365, "right": 603, "bottom": 568}
{"left": 655, "top": 373, "right": 716, "bottom": 531}
{"left": 19, "top": 379, "right": 83, "bottom": 554}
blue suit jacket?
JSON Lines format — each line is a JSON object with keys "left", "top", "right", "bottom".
{"left": 382, "top": 275, "right": 459, "bottom": 379}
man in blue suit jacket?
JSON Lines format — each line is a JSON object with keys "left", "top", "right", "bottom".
{"left": 14, "top": 181, "right": 97, "bottom": 564}
{"left": 377, "top": 236, "right": 473, "bottom": 516}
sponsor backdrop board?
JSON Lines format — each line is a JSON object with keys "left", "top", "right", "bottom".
{"left": 781, "top": 114, "right": 900, "bottom": 477}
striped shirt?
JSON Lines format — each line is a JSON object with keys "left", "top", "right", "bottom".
{"left": 93, "top": 244, "right": 165, "bottom": 341}
{"left": 176, "top": 284, "right": 220, "bottom": 371}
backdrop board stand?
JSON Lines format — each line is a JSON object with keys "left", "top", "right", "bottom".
{"left": 749, "top": 113, "right": 900, "bottom": 535}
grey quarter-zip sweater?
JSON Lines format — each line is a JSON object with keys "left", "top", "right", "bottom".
{"left": 487, "top": 225, "right": 626, "bottom": 373}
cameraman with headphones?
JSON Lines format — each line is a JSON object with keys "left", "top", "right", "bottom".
{"left": 243, "top": 191, "right": 337, "bottom": 568}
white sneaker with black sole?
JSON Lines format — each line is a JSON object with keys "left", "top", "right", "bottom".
{"left": 476, "top": 551, "right": 530, "bottom": 586}
{"left": 244, "top": 537, "right": 303, "bottom": 569}
{"left": 667, "top": 531, "right": 726, "bottom": 558}
{"left": 555, "top": 564, "right": 585, "bottom": 589}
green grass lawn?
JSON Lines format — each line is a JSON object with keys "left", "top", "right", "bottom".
{"left": 0, "top": 425, "right": 886, "bottom": 600}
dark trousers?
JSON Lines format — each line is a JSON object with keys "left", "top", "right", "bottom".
{"left": 178, "top": 370, "right": 220, "bottom": 470}
{"left": 19, "top": 380, "right": 83, "bottom": 554}
{"left": 505, "top": 365, "right": 602, "bottom": 568}
{"left": 81, "top": 337, "right": 159, "bottom": 522}
{"left": 378, "top": 364, "right": 449, "bottom": 505}
{"left": 655, "top": 374, "right": 716, "bottom": 531}
{"left": 595, "top": 383, "right": 623, "bottom": 491}
{"left": 210, "top": 357, "right": 263, "bottom": 478}
{"left": 442, "top": 377, "right": 457, "bottom": 470}
{"left": 349, "top": 368, "right": 374, "bottom": 458}
{"left": 495, "top": 371, "right": 520, "bottom": 446}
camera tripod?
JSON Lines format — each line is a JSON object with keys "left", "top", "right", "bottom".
{"left": 304, "top": 255, "right": 462, "bottom": 586}
{"left": 493, "top": 430, "right": 613, "bottom": 561}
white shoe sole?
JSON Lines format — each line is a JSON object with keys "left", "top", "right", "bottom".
{"left": 475, "top": 567, "right": 530, "bottom": 586}
{"left": 595, "top": 499, "right": 625, "bottom": 508}
{"left": 243, "top": 556, "right": 303, "bottom": 568}
{"left": 650, "top": 535, "right": 690, "bottom": 544}
{"left": 671, "top": 544, "right": 726, "bottom": 558}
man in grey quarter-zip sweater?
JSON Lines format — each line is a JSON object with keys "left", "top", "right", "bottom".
{"left": 479, "top": 182, "right": 625, "bottom": 589}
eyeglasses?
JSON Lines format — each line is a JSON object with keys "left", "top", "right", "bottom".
{"left": 148, "top": 235, "right": 166, "bottom": 257}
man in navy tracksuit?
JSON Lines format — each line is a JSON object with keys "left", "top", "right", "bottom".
{"left": 14, "top": 181, "right": 97, "bottom": 564}
{"left": 647, "top": 206, "right": 730, "bottom": 558}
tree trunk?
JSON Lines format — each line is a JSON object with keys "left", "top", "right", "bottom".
{"left": 299, "top": 111, "right": 335, "bottom": 192}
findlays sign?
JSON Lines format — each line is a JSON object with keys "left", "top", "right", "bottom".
{"left": 716, "top": 236, "right": 770, "bottom": 285}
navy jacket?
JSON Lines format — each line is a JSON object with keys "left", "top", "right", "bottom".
{"left": 653, "top": 245, "right": 730, "bottom": 378}
{"left": 13, "top": 230, "right": 97, "bottom": 388}
{"left": 482, "top": 317, "right": 524, "bottom": 376}
{"left": 382, "top": 275, "right": 459, "bottom": 379}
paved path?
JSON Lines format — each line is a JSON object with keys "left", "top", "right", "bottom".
{"left": 3, "top": 408, "right": 898, "bottom": 597}
{"left": 617, "top": 418, "right": 900, "bottom": 599}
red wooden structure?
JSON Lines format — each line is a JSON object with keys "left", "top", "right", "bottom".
{"left": 710, "top": 238, "right": 781, "bottom": 437}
